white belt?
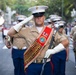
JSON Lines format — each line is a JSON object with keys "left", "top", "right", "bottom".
{"left": 13, "top": 46, "right": 27, "bottom": 50}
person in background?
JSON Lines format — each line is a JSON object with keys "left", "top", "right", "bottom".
{"left": 70, "top": 18, "right": 76, "bottom": 68}
{"left": 49, "top": 14, "right": 62, "bottom": 30}
{"left": 0, "top": 12, "right": 5, "bottom": 40}
{"left": 51, "top": 21, "right": 69, "bottom": 75}
{"left": 5, "top": 15, "right": 27, "bottom": 75}
{"left": 47, "top": 15, "right": 62, "bottom": 49}
{"left": 7, "top": 5, "right": 69, "bottom": 75}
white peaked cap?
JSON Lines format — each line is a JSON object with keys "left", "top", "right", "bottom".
{"left": 28, "top": 5, "right": 48, "bottom": 14}
{"left": 49, "top": 14, "right": 62, "bottom": 21}
{"left": 49, "top": 15, "right": 58, "bottom": 18}
{"left": 58, "top": 21, "right": 65, "bottom": 26}
{"left": 17, "top": 15, "right": 27, "bottom": 21}
{"left": 55, "top": 20, "right": 65, "bottom": 27}
{"left": 46, "top": 18, "right": 52, "bottom": 22}
{"left": 0, "top": 16, "right": 4, "bottom": 25}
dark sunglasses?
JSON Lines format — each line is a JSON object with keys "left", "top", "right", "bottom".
{"left": 33, "top": 12, "right": 45, "bottom": 18}
{"left": 18, "top": 20, "right": 23, "bottom": 22}
{"left": 59, "top": 26, "right": 64, "bottom": 28}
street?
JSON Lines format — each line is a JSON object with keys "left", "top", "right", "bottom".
{"left": 0, "top": 32, "right": 14, "bottom": 75}
{"left": 0, "top": 32, "right": 76, "bottom": 75}
{"left": 66, "top": 37, "right": 76, "bottom": 75}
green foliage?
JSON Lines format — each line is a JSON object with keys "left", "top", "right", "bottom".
{"left": 0, "top": 0, "right": 76, "bottom": 21}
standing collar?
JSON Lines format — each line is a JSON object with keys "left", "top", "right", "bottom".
{"left": 30, "top": 25, "right": 45, "bottom": 32}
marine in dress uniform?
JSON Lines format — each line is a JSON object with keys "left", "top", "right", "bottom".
{"left": 47, "top": 15, "right": 62, "bottom": 49}
{"left": 51, "top": 21, "right": 69, "bottom": 75}
{"left": 6, "top": 15, "right": 27, "bottom": 75}
{"left": 70, "top": 19, "right": 76, "bottom": 68}
{"left": 7, "top": 5, "right": 69, "bottom": 75}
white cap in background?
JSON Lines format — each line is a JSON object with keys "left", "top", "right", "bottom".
{"left": 49, "top": 14, "right": 62, "bottom": 22}
{"left": 54, "top": 20, "right": 65, "bottom": 28}
{"left": 17, "top": 15, "right": 27, "bottom": 21}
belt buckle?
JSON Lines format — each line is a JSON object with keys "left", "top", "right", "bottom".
{"left": 18, "top": 47, "right": 27, "bottom": 50}
{"left": 37, "top": 60, "right": 42, "bottom": 63}
{"left": 38, "top": 58, "right": 50, "bottom": 63}
{"left": 18, "top": 48, "right": 22, "bottom": 50}
{"left": 34, "top": 59, "right": 45, "bottom": 63}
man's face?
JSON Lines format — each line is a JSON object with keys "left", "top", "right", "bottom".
{"left": 34, "top": 15, "right": 45, "bottom": 27}
{"left": 59, "top": 26, "right": 64, "bottom": 33}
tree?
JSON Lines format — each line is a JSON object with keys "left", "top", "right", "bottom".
{"left": 0, "top": 0, "right": 15, "bottom": 11}
{"left": 0, "top": 0, "right": 76, "bottom": 21}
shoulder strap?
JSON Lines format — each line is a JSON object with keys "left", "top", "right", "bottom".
{"left": 24, "top": 26, "right": 53, "bottom": 69}
{"left": 48, "top": 35, "right": 55, "bottom": 49}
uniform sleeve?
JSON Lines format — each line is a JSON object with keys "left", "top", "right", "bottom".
{"left": 54, "top": 32, "right": 61, "bottom": 43}
{"left": 60, "top": 35, "right": 68, "bottom": 42}
{"left": 54, "top": 32, "right": 68, "bottom": 45}
{"left": 70, "top": 27, "right": 74, "bottom": 35}
{"left": 13, "top": 28, "right": 26, "bottom": 38}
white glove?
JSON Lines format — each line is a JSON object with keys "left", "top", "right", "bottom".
{"left": 13, "top": 15, "right": 33, "bottom": 32}
{"left": 44, "top": 43, "right": 65, "bottom": 58}
{"left": 0, "top": 16, "right": 5, "bottom": 25}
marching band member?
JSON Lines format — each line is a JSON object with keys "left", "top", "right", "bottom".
{"left": 70, "top": 18, "right": 76, "bottom": 68}
{"left": 7, "top": 5, "right": 69, "bottom": 75}
{"left": 6, "top": 15, "right": 27, "bottom": 75}
{"left": 51, "top": 21, "right": 69, "bottom": 75}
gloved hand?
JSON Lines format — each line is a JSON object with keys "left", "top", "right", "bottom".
{"left": 13, "top": 15, "right": 33, "bottom": 32}
{"left": 5, "top": 35, "right": 11, "bottom": 49}
{"left": 44, "top": 43, "right": 65, "bottom": 58}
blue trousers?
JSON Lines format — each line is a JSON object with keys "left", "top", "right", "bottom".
{"left": 26, "top": 62, "right": 53, "bottom": 75}
{"left": 12, "top": 48, "right": 26, "bottom": 75}
{"left": 51, "top": 50, "right": 66, "bottom": 75}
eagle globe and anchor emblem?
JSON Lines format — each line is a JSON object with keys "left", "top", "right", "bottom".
{"left": 39, "top": 36, "right": 46, "bottom": 43}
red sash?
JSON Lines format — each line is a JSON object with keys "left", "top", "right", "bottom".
{"left": 24, "top": 26, "right": 53, "bottom": 70}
